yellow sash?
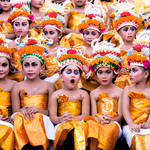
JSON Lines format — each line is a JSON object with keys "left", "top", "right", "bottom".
{"left": 128, "top": 91, "right": 150, "bottom": 124}
{"left": 0, "top": 88, "right": 11, "bottom": 116}
{"left": 57, "top": 95, "right": 81, "bottom": 116}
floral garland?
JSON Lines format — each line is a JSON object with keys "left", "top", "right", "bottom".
{"left": 58, "top": 94, "right": 68, "bottom": 103}
{"left": 0, "top": 46, "right": 12, "bottom": 58}
{"left": 90, "top": 56, "right": 120, "bottom": 72}
{"left": 8, "top": 9, "right": 34, "bottom": 23}
{"left": 41, "top": 12, "right": 65, "bottom": 30}
{"left": 113, "top": 12, "right": 141, "bottom": 30}
{"left": 79, "top": 18, "right": 105, "bottom": 33}
{"left": 18, "top": 45, "right": 46, "bottom": 64}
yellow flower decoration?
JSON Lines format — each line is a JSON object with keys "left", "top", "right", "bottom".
{"left": 58, "top": 94, "right": 69, "bottom": 103}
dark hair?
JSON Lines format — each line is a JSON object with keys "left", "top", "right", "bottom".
{"left": 60, "top": 65, "right": 82, "bottom": 75}
{"left": 143, "top": 68, "right": 150, "bottom": 82}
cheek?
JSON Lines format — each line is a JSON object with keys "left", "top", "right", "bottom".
{"left": 23, "top": 25, "right": 30, "bottom": 32}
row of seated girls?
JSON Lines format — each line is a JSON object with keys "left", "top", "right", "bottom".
{"left": 0, "top": 0, "right": 150, "bottom": 150}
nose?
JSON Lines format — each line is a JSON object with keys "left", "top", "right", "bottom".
{"left": 0, "top": 66, "right": 3, "bottom": 72}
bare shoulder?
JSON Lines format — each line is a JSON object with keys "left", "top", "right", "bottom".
{"left": 90, "top": 87, "right": 99, "bottom": 97}
{"left": 123, "top": 85, "right": 134, "bottom": 93}
{"left": 114, "top": 85, "right": 123, "bottom": 94}
{"left": 51, "top": 89, "right": 63, "bottom": 97}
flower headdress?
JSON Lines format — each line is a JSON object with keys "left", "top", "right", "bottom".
{"left": 78, "top": 5, "right": 105, "bottom": 34}
{"left": 57, "top": 48, "right": 87, "bottom": 72}
{"left": 113, "top": 2, "right": 141, "bottom": 31}
{"left": 88, "top": 40, "right": 122, "bottom": 77}
{"left": 17, "top": 38, "right": 46, "bottom": 64}
{"left": 127, "top": 30, "right": 150, "bottom": 69}
{"left": 8, "top": 0, "right": 34, "bottom": 23}
{"left": 0, "top": 34, "right": 12, "bottom": 59}
{"left": 41, "top": 11, "right": 65, "bottom": 32}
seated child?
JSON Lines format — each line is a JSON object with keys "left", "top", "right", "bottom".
{"left": 12, "top": 42, "right": 55, "bottom": 150}
{"left": 86, "top": 41, "right": 122, "bottom": 150}
{"left": 122, "top": 33, "right": 150, "bottom": 149}
{"left": 0, "top": 38, "right": 16, "bottom": 150}
{"left": 49, "top": 48, "right": 89, "bottom": 150}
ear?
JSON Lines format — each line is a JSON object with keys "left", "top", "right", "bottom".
{"left": 144, "top": 69, "right": 149, "bottom": 79}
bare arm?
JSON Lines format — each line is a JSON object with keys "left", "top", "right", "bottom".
{"left": 49, "top": 92, "right": 62, "bottom": 124}
{"left": 122, "top": 87, "right": 134, "bottom": 125}
{"left": 12, "top": 83, "right": 21, "bottom": 113}
{"left": 113, "top": 90, "right": 123, "bottom": 122}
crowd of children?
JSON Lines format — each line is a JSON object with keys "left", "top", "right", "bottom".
{"left": 0, "top": 0, "right": 150, "bottom": 150}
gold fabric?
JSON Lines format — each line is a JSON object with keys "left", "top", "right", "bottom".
{"left": 115, "top": 52, "right": 133, "bottom": 89}
{"left": 45, "top": 56, "right": 58, "bottom": 77}
{"left": 68, "top": 11, "right": 85, "bottom": 30}
{"left": 14, "top": 93, "right": 49, "bottom": 150}
{"left": 0, "top": 88, "right": 11, "bottom": 117}
{"left": 58, "top": 100, "right": 81, "bottom": 116}
{"left": 0, "top": 20, "right": 13, "bottom": 34}
{"left": 54, "top": 96, "right": 86, "bottom": 150}
{"left": 0, "top": 125, "right": 14, "bottom": 150}
{"left": 53, "top": 120, "right": 87, "bottom": 150}
{"left": 78, "top": 54, "right": 100, "bottom": 92}
{"left": 86, "top": 119, "right": 119, "bottom": 150}
{"left": 14, "top": 113, "right": 48, "bottom": 150}
{"left": 21, "top": 92, "right": 48, "bottom": 110}
{"left": 86, "top": 93, "right": 119, "bottom": 149}
{"left": 128, "top": 91, "right": 150, "bottom": 124}
{"left": 96, "top": 93, "right": 118, "bottom": 118}
{"left": 131, "top": 134, "right": 150, "bottom": 150}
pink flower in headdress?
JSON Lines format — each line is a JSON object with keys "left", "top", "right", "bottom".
{"left": 67, "top": 49, "right": 77, "bottom": 54}
{"left": 29, "top": 14, "right": 34, "bottom": 21}
{"left": 48, "top": 12, "right": 58, "bottom": 18}
{"left": 144, "top": 60, "right": 150, "bottom": 69}
{"left": 120, "top": 12, "right": 131, "bottom": 17}
{"left": 7, "top": 19, "right": 11, "bottom": 23}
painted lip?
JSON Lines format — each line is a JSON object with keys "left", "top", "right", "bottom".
{"left": 102, "top": 80, "right": 108, "bottom": 82}
{"left": 70, "top": 79, "right": 75, "bottom": 84}
{"left": 130, "top": 77, "right": 133, "bottom": 81}
{"left": 27, "top": 73, "right": 35, "bottom": 76}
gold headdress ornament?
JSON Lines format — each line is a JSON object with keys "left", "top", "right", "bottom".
{"left": 113, "top": 2, "right": 141, "bottom": 31}
{"left": 127, "top": 30, "right": 150, "bottom": 69}
{"left": 57, "top": 48, "right": 87, "bottom": 73}
{"left": 8, "top": 0, "right": 34, "bottom": 24}
{"left": 0, "top": 34, "right": 12, "bottom": 59}
{"left": 79, "top": 4, "right": 105, "bottom": 34}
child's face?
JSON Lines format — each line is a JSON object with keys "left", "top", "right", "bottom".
{"left": 83, "top": 29, "right": 100, "bottom": 45}
{"left": 13, "top": 18, "right": 30, "bottom": 38}
{"left": 62, "top": 65, "right": 81, "bottom": 90}
{"left": 22, "top": 57, "right": 42, "bottom": 80}
{"left": 74, "top": 0, "right": 86, "bottom": 7}
{"left": 0, "top": 0, "right": 11, "bottom": 12}
{"left": 96, "top": 67, "right": 114, "bottom": 86}
{"left": 31, "top": 0, "right": 45, "bottom": 8}
{"left": 129, "top": 65, "right": 146, "bottom": 83}
{"left": 43, "top": 26, "right": 60, "bottom": 44}
{"left": 118, "top": 25, "right": 137, "bottom": 43}
{"left": 0, "top": 57, "right": 9, "bottom": 79}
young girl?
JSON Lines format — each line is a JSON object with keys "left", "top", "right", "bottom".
{"left": 6, "top": 1, "right": 34, "bottom": 82}
{"left": 0, "top": 38, "right": 16, "bottom": 150}
{"left": 0, "top": 0, "right": 13, "bottom": 39}
{"left": 40, "top": 11, "right": 67, "bottom": 89}
{"left": 112, "top": 3, "right": 141, "bottom": 89}
{"left": 86, "top": 41, "right": 122, "bottom": 150}
{"left": 49, "top": 48, "right": 89, "bottom": 150}
{"left": 12, "top": 43, "right": 55, "bottom": 150}
{"left": 122, "top": 34, "right": 150, "bottom": 149}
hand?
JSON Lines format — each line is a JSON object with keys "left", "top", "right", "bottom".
{"left": 129, "top": 123, "right": 141, "bottom": 132}
{"left": 21, "top": 106, "right": 39, "bottom": 120}
{"left": 61, "top": 111, "right": 73, "bottom": 123}
{"left": 100, "top": 114, "right": 113, "bottom": 124}
{"left": 0, "top": 115, "right": 11, "bottom": 123}
{"left": 141, "top": 122, "right": 150, "bottom": 129}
